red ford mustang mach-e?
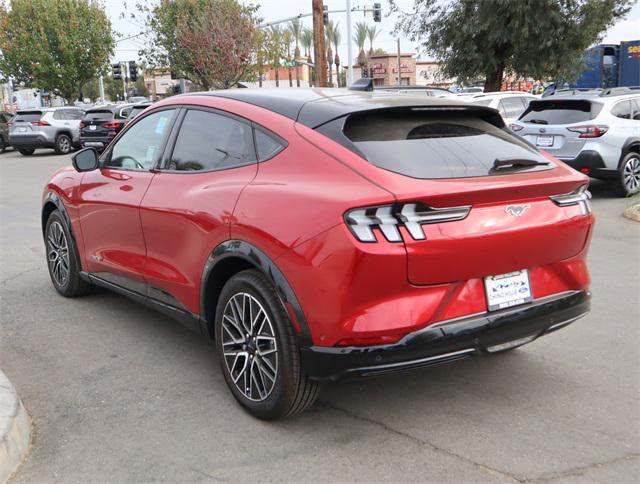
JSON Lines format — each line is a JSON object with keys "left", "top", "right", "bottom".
{"left": 42, "top": 89, "right": 594, "bottom": 419}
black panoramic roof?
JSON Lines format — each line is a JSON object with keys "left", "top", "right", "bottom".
{"left": 193, "top": 88, "right": 491, "bottom": 128}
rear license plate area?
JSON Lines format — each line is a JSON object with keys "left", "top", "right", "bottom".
{"left": 484, "top": 270, "right": 533, "bottom": 311}
{"left": 536, "top": 135, "right": 554, "bottom": 147}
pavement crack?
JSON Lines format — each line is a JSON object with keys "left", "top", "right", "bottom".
{"left": 1, "top": 267, "right": 40, "bottom": 286}
{"left": 317, "top": 399, "right": 521, "bottom": 482}
{"left": 524, "top": 453, "right": 640, "bottom": 482}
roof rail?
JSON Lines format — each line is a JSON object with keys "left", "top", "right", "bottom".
{"left": 546, "top": 88, "right": 602, "bottom": 97}
{"left": 599, "top": 86, "right": 640, "bottom": 97}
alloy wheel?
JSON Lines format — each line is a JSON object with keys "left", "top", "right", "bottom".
{"left": 47, "top": 221, "right": 70, "bottom": 286}
{"left": 623, "top": 156, "right": 640, "bottom": 193}
{"left": 221, "top": 292, "right": 278, "bottom": 402}
{"left": 58, "top": 136, "right": 71, "bottom": 153}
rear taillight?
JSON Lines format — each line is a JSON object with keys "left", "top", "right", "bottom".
{"left": 80, "top": 122, "right": 86, "bottom": 128}
{"left": 102, "top": 121, "right": 122, "bottom": 130}
{"left": 550, "top": 184, "right": 592, "bottom": 214}
{"left": 345, "top": 202, "right": 471, "bottom": 243}
{"left": 509, "top": 123, "right": 524, "bottom": 132}
{"left": 566, "top": 125, "right": 608, "bottom": 138}
{"left": 31, "top": 120, "right": 50, "bottom": 126}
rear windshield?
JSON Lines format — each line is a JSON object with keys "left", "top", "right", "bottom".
{"left": 14, "top": 111, "right": 43, "bottom": 122}
{"left": 340, "top": 110, "right": 549, "bottom": 179}
{"left": 84, "top": 109, "right": 114, "bottom": 121}
{"left": 520, "top": 100, "right": 602, "bottom": 125}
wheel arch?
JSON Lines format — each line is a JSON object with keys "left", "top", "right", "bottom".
{"left": 200, "top": 240, "right": 312, "bottom": 345}
{"left": 42, "top": 191, "right": 76, "bottom": 243}
{"left": 621, "top": 138, "right": 640, "bottom": 161}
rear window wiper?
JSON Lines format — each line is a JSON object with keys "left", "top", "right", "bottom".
{"left": 526, "top": 119, "right": 548, "bottom": 125}
{"left": 492, "top": 158, "right": 550, "bottom": 171}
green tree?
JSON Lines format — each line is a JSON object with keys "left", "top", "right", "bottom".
{"left": 0, "top": 0, "right": 114, "bottom": 103}
{"left": 289, "top": 18, "right": 303, "bottom": 86}
{"left": 301, "top": 27, "right": 314, "bottom": 59}
{"left": 391, "top": 0, "right": 633, "bottom": 92}
{"left": 137, "top": 0, "right": 260, "bottom": 89}
{"left": 331, "top": 22, "right": 342, "bottom": 87}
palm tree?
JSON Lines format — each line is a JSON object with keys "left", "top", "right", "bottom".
{"left": 301, "top": 27, "right": 314, "bottom": 86}
{"left": 301, "top": 27, "right": 313, "bottom": 58}
{"left": 332, "top": 22, "right": 342, "bottom": 87}
{"left": 283, "top": 29, "right": 294, "bottom": 87}
{"left": 325, "top": 21, "right": 336, "bottom": 87}
{"left": 269, "top": 26, "right": 283, "bottom": 87}
{"left": 367, "top": 25, "right": 380, "bottom": 57}
{"left": 354, "top": 22, "right": 368, "bottom": 74}
{"left": 289, "top": 19, "right": 303, "bottom": 87}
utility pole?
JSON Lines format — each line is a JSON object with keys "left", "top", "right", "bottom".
{"left": 312, "top": 0, "right": 328, "bottom": 87}
{"left": 98, "top": 75, "right": 105, "bottom": 102}
{"left": 346, "top": 0, "right": 353, "bottom": 86}
{"left": 397, "top": 38, "right": 401, "bottom": 86}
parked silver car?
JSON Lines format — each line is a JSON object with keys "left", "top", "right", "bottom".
{"left": 8, "top": 107, "right": 84, "bottom": 156}
{"left": 467, "top": 91, "right": 538, "bottom": 126}
{"left": 510, "top": 88, "right": 640, "bottom": 196}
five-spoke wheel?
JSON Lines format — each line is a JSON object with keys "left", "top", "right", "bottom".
{"left": 47, "top": 220, "right": 70, "bottom": 287}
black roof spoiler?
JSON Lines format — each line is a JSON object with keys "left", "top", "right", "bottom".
{"left": 348, "top": 78, "right": 374, "bottom": 92}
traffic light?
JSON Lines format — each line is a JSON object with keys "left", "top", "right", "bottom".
{"left": 323, "top": 5, "right": 328, "bottom": 25}
{"left": 373, "top": 3, "right": 382, "bottom": 22}
{"left": 112, "top": 63, "right": 122, "bottom": 80}
{"left": 129, "top": 61, "right": 138, "bottom": 82}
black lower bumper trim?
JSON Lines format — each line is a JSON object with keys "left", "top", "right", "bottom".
{"left": 560, "top": 151, "right": 615, "bottom": 178}
{"left": 302, "top": 290, "right": 591, "bottom": 382}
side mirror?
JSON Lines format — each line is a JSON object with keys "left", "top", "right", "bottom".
{"left": 72, "top": 147, "right": 99, "bottom": 172}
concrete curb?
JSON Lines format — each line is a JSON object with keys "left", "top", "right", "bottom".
{"left": 622, "top": 202, "right": 640, "bottom": 222}
{"left": 0, "top": 371, "right": 30, "bottom": 484}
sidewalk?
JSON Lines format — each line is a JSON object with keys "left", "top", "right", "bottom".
{"left": 0, "top": 371, "right": 30, "bottom": 483}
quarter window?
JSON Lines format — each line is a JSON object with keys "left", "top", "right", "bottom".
{"left": 611, "top": 101, "right": 632, "bottom": 119}
{"left": 632, "top": 99, "right": 640, "bottom": 121}
{"left": 106, "top": 109, "right": 175, "bottom": 171}
{"left": 254, "top": 129, "right": 286, "bottom": 161}
{"left": 168, "top": 109, "right": 256, "bottom": 172}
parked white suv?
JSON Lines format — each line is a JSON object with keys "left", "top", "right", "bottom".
{"left": 510, "top": 88, "right": 640, "bottom": 196}
{"left": 467, "top": 92, "right": 538, "bottom": 126}
{"left": 8, "top": 107, "right": 84, "bottom": 156}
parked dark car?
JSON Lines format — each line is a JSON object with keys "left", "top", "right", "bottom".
{"left": 79, "top": 104, "right": 133, "bottom": 151}
{"left": 125, "top": 101, "right": 152, "bottom": 124}
{"left": 0, "top": 111, "right": 15, "bottom": 152}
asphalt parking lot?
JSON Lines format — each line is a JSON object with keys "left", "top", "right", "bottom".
{"left": 1, "top": 147, "right": 638, "bottom": 483}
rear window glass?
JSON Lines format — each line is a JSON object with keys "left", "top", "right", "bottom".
{"left": 520, "top": 100, "right": 602, "bottom": 124}
{"left": 341, "top": 111, "right": 549, "bottom": 179}
{"left": 14, "top": 111, "right": 43, "bottom": 122}
{"left": 84, "top": 110, "right": 114, "bottom": 121}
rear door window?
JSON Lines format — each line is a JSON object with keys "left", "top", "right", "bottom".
{"left": 341, "top": 110, "right": 550, "bottom": 179}
{"left": 168, "top": 109, "right": 256, "bottom": 171}
{"left": 520, "top": 100, "right": 601, "bottom": 124}
{"left": 498, "top": 97, "right": 527, "bottom": 119}
{"left": 632, "top": 99, "right": 640, "bottom": 121}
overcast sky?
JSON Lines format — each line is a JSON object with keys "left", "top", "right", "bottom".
{"left": 108, "top": 0, "right": 640, "bottom": 65}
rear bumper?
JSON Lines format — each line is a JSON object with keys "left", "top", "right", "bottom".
{"left": 301, "top": 290, "right": 590, "bottom": 382}
{"left": 560, "top": 151, "right": 616, "bottom": 178}
{"left": 9, "top": 134, "right": 54, "bottom": 149}
{"left": 80, "top": 136, "right": 114, "bottom": 150}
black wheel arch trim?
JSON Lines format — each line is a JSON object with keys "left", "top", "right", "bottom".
{"left": 622, "top": 138, "right": 640, "bottom": 158}
{"left": 42, "top": 191, "right": 77, "bottom": 245}
{"left": 201, "top": 240, "right": 312, "bottom": 346}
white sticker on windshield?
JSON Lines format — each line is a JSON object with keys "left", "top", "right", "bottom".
{"left": 146, "top": 145, "right": 156, "bottom": 162}
{"left": 155, "top": 117, "right": 168, "bottom": 135}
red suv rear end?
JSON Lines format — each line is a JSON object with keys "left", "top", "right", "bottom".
{"left": 43, "top": 90, "right": 594, "bottom": 419}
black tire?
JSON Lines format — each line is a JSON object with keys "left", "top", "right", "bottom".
{"left": 215, "top": 269, "right": 319, "bottom": 420}
{"left": 0, "top": 136, "right": 6, "bottom": 153}
{"left": 19, "top": 148, "right": 35, "bottom": 156}
{"left": 45, "top": 210, "right": 92, "bottom": 297}
{"left": 613, "top": 152, "right": 640, "bottom": 197}
{"left": 55, "top": 134, "right": 72, "bottom": 155}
